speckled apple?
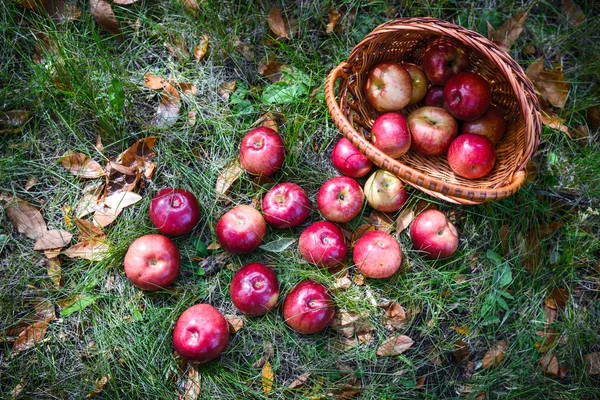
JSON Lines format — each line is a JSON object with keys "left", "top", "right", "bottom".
{"left": 216, "top": 205, "right": 267, "bottom": 254}
{"left": 124, "top": 234, "right": 180, "bottom": 291}
{"left": 262, "top": 182, "right": 310, "bottom": 229}
{"left": 298, "top": 221, "right": 347, "bottom": 268}
{"left": 283, "top": 280, "right": 335, "bottom": 334}
{"left": 239, "top": 127, "right": 285, "bottom": 176}
{"left": 410, "top": 209, "right": 459, "bottom": 259}
{"left": 317, "top": 176, "right": 364, "bottom": 223}
{"left": 353, "top": 230, "right": 402, "bottom": 279}
{"left": 148, "top": 188, "right": 200, "bottom": 236}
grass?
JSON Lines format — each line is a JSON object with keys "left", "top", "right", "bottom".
{"left": 1, "top": 0, "right": 600, "bottom": 398}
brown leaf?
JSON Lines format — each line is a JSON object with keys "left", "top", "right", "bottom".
{"left": 182, "top": 0, "right": 199, "bottom": 12}
{"left": 481, "top": 339, "right": 509, "bottom": 368}
{"left": 498, "top": 224, "right": 510, "bottom": 255}
{"left": 0, "top": 110, "right": 29, "bottom": 134}
{"left": 487, "top": 10, "right": 528, "bottom": 52}
{"left": 178, "top": 82, "right": 197, "bottom": 96}
{"left": 153, "top": 81, "right": 181, "bottom": 127}
{"left": 193, "top": 35, "right": 209, "bottom": 62}
{"left": 9, "top": 377, "right": 27, "bottom": 398}
{"left": 376, "top": 335, "right": 414, "bottom": 357}
{"left": 331, "top": 309, "right": 374, "bottom": 338}
{"left": 43, "top": 1, "right": 82, "bottom": 23}
{"left": 268, "top": 6, "right": 290, "bottom": 40}
{"left": 31, "top": 297, "right": 56, "bottom": 323}
{"left": 258, "top": 57, "right": 283, "bottom": 83}
{"left": 262, "top": 361, "right": 274, "bottom": 395}
{"left": 113, "top": 0, "right": 139, "bottom": 4}
{"left": 333, "top": 270, "right": 352, "bottom": 291}
{"left": 46, "top": 257, "right": 63, "bottom": 289}
{"left": 326, "top": 9, "right": 341, "bottom": 34}
{"left": 584, "top": 352, "right": 600, "bottom": 374}
{"left": 561, "top": 0, "right": 585, "bottom": 26}
{"left": 288, "top": 372, "right": 310, "bottom": 389}
{"left": 93, "top": 191, "right": 142, "bottom": 227}
{"left": 395, "top": 200, "right": 434, "bottom": 236}
{"left": 144, "top": 74, "right": 166, "bottom": 90}
{"left": 85, "top": 374, "right": 111, "bottom": 398}
{"left": 224, "top": 314, "right": 244, "bottom": 333}
{"left": 233, "top": 39, "right": 254, "bottom": 61}
{"left": 64, "top": 239, "right": 110, "bottom": 261}
{"left": 217, "top": 80, "right": 236, "bottom": 101}
{"left": 76, "top": 193, "right": 105, "bottom": 219}
{"left": 535, "top": 330, "right": 558, "bottom": 353}
{"left": 34, "top": 229, "right": 73, "bottom": 251}
{"left": 526, "top": 58, "right": 570, "bottom": 110}
{"left": 367, "top": 210, "right": 394, "bottom": 232}
{"left": 25, "top": 176, "right": 38, "bottom": 191}
{"left": 352, "top": 273, "right": 365, "bottom": 286}
{"left": 541, "top": 111, "right": 571, "bottom": 137}
{"left": 381, "top": 301, "right": 407, "bottom": 331}
{"left": 61, "top": 153, "right": 105, "bottom": 179}
{"left": 215, "top": 159, "right": 244, "bottom": 201}
{"left": 450, "top": 325, "right": 470, "bottom": 335}
{"left": 165, "top": 35, "right": 189, "bottom": 60}
{"left": 109, "top": 136, "right": 157, "bottom": 186}
{"left": 2, "top": 195, "right": 47, "bottom": 239}
{"left": 544, "top": 287, "right": 568, "bottom": 310}
{"left": 179, "top": 365, "right": 201, "bottom": 400}
{"left": 352, "top": 224, "right": 375, "bottom": 246}
{"left": 12, "top": 321, "right": 49, "bottom": 353}
{"left": 89, "top": 0, "right": 122, "bottom": 38}
{"left": 75, "top": 218, "right": 105, "bottom": 239}
{"left": 252, "top": 341, "right": 274, "bottom": 369}
{"left": 452, "top": 339, "right": 470, "bottom": 362}
{"left": 539, "top": 353, "right": 560, "bottom": 376}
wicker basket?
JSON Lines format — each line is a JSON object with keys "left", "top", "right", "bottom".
{"left": 325, "top": 17, "right": 541, "bottom": 204}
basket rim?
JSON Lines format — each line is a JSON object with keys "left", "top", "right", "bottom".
{"left": 324, "top": 17, "right": 541, "bottom": 204}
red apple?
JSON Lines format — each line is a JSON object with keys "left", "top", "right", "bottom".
{"left": 317, "top": 176, "right": 364, "bottom": 223}
{"left": 409, "top": 209, "right": 459, "bottom": 259}
{"left": 239, "top": 127, "right": 285, "bottom": 176}
{"left": 447, "top": 134, "right": 496, "bottom": 179}
{"left": 331, "top": 137, "right": 373, "bottom": 178}
{"left": 353, "top": 230, "right": 402, "bottom": 279}
{"left": 443, "top": 72, "right": 491, "bottom": 121}
{"left": 407, "top": 106, "right": 458, "bottom": 156}
{"left": 424, "top": 85, "right": 445, "bottom": 108}
{"left": 230, "top": 263, "right": 279, "bottom": 316}
{"left": 262, "top": 183, "right": 310, "bottom": 229}
{"left": 421, "top": 38, "right": 469, "bottom": 85}
{"left": 283, "top": 280, "right": 334, "bottom": 334}
{"left": 299, "top": 221, "right": 347, "bottom": 268}
{"left": 461, "top": 105, "right": 506, "bottom": 145}
{"left": 401, "top": 62, "right": 428, "bottom": 105}
{"left": 172, "top": 304, "right": 229, "bottom": 363}
{"left": 124, "top": 234, "right": 180, "bottom": 291}
{"left": 148, "top": 188, "right": 200, "bottom": 236}
{"left": 364, "top": 170, "right": 409, "bottom": 213}
{"left": 216, "top": 205, "right": 266, "bottom": 254}
{"left": 364, "top": 62, "right": 412, "bottom": 112}
{"left": 371, "top": 112, "right": 411, "bottom": 159}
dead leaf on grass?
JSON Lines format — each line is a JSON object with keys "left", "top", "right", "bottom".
{"left": 452, "top": 339, "right": 470, "bottom": 362}
{"left": 144, "top": 74, "right": 167, "bottom": 90}
{"left": 215, "top": 159, "right": 244, "bottom": 202}
{"left": 258, "top": 56, "right": 283, "bottom": 83}
{"left": 268, "top": 6, "right": 290, "bottom": 40}
{"left": 376, "top": 335, "right": 414, "bottom": 357}
{"left": 540, "top": 111, "right": 571, "bottom": 137}
{"left": 395, "top": 200, "right": 435, "bottom": 236}
{"left": 486, "top": 10, "right": 529, "bottom": 52}
{"left": 481, "top": 339, "right": 509, "bottom": 368}
{"left": 179, "top": 365, "right": 201, "bottom": 400}
{"left": 34, "top": 229, "right": 73, "bottom": 251}
{"left": 89, "top": 0, "right": 122, "bottom": 39}
{"left": 217, "top": 80, "right": 236, "bottom": 101}
{"left": 2, "top": 194, "right": 47, "bottom": 239}
{"left": 0, "top": 110, "right": 29, "bottom": 134}
{"left": 85, "top": 374, "right": 111, "bottom": 398}
{"left": 46, "top": 257, "right": 63, "bottom": 289}
{"left": 539, "top": 352, "right": 560, "bottom": 376}
{"left": 182, "top": 0, "right": 199, "bottom": 12}
{"left": 561, "top": 0, "right": 585, "bottom": 26}
{"left": 326, "top": 9, "right": 342, "bottom": 34}
{"left": 64, "top": 239, "right": 110, "bottom": 261}
{"left": 153, "top": 81, "right": 181, "bottom": 128}
{"left": 380, "top": 301, "right": 407, "bottom": 331}
{"left": 233, "top": 39, "right": 254, "bottom": 61}
{"left": 194, "top": 35, "right": 209, "bottom": 62}
{"left": 75, "top": 218, "right": 105, "bottom": 239}
{"left": 12, "top": 321, "right": 49, "bottom": 353}
{"left": 9, "top": 377, "right": 27, "bottom": 398}
{"left": 288, "top": 372, "right": 310, "bottom": 389}
{"left": 333, "top": 270, "right": 352, "bottom": 291}
{"left": 262, "top": 361, "right": 274, "bottom": 395}
{"left": 224, "top": 314, "right": 244, "bottom": 333}
{"left": 331, "top": 309, "right": 374, "bottom": 338}
{"left": 92, "top": 191, "right": 142, "bottom": 227}
{"left": 526, "top": 58, "right": 570, "bottom": 110}
{"left": 113, "top": 0, "right": 139, "bottom": 4}
{"left": 352, "top": 273, "right": 365, "bottom": 286}
{"left": 165, "top": 35, "right": 189, "bottom": 60}
{"left": 367, "top": 210, "right": 394, "bottom": 232}
{"left": 25, "top": 176, "right": 38, "bottom": 191}
{"left": 61, "top": 152, "right": 105, "bottom": 179}
{"left": 252, "top": 341, "right": 274, "bottom": 369}
{"left": 178, "top": 82, "right": 197, "bottom": 96}
{"left": 584, "top": 352, "right": 600, "bottom": 375}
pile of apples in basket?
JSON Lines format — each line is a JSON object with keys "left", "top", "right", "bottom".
{"left": 365, "top": 37, "right": 505, "bottom": 179}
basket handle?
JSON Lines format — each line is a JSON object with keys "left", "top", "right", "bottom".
{"left": 324, "top": 62, "right": 528, "bottom": 204}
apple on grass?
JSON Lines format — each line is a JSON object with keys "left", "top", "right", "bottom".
{"left": 421, "top": 38, "right": 469, "bottom": 85}
{"left": 354, "top": 230, "right": 402, "bottom": 279}
{"left": 239, "top": 127, "right": 285, "bottom": 176}
{"left": 401, "top": 62, "right": 428, "bottom": 105}
{"left": 124, "top": 234, "right": 180, "bottom": 290}
{"left": 331, "top": 137, "right": 373, "bottom": 178}
{"left": 149, "top": 188, "right": 200, "bottom": 236}
{"left": 317, "top": 176, "right": 364, "bottom": 223}
{"left": 447, "top": 134, "right": 496, "bottom": 179}
{"left": 299, "top": 221, "right": 347, "bottom": 268}
{"left": 173, "top": 304, "right": 229, "bottom": 363}
{"left": 410, "top": 209, "right": 459, "bottom": 259}
{"left": 230, "top": 263, "right": 279, "bottom": 316}
{"left": 461, "top": 105, "right": 506, "bottom": 145}
{"left": 407, "top": 106, "right": 458, "bottom": 156}
{"left": 283, "top": 280, "right": 335, "bottom": 334}
{"left": 364, "top": 170, "right": 409, "bottom": 213}
{"left": 424, "top": 85, "right": 445, "bottom": 108}
{"left": 365, "top": 62, "right": 412, "bottom": 112}
{"left": 216, "top": 205, "right": 266, "bottom": 254}
{"left": 262, "top": 183, "right": 310, "bottom": 229}
{"left": 443, "top": 72, "right": 491, "bottom": 121}
{"left": 371, "top": 112, "right": 411, "bottom": 159}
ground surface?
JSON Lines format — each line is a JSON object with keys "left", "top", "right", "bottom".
{"left": 1, "top": 0, "right": 599, "bottom": 399}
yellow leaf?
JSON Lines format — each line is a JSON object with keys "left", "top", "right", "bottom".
{"left": 261, "top": 361, "right": 274, "bottom": 395}
{"left": 326, "top": 9, "right": 341, "bottom": 34}
{"left": 267, "top": 6, "right": 290, "bottom": 39}
{"left": 46, "top": 257, "right": 63, "bottom": 289}
{"left": 376, "top": 335, "right": 414, "bottom": 357}
{"left": 215, "top": 159, "right": 244, "bottom": 202}
{"left": 61, "top": 153, "right": 105, "bottom": 179}
{"left": 487, "top": 10, "right": 529, "bottom": 52}
{"left": 481, "top": 339, "right": 509, "bottom": 368}
{"left": 85, "top": 374, "right": 111, "bottom": 398}
{"left": 194, "top": 35, "right": 209, "bottom": 62}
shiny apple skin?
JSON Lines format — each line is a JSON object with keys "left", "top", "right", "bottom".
{"left": 401, "top": 62, "right": 429, "bottom": 105}
{"left": 407, "top": 106, "right": 458, "bottom": 156}
{"left": 353, "top": 230, "right": 402, "bottom": 279}
{"left": 298, "top": 221, "right": 347, "bottom": 268}
{"left": 230, "top": 263, "right": 279, "bottom": 316}
{"left": 262, "top": 183, "right": 310, "bottom": 229}
{"left": 364, "top": 170, "right": 409, "bottom": 213}
{"left": 371, "top": 112, "right": 411, "bottom": 159}
{"left": 424, "top": 85, "right": 445, "bottom": 108}
{"left": 461, "top": 105, "right": 506, "bottom": 145}
{"left": 409, "top": 209, "right": 459, "bottom": 259}
{"left": 239, "top": 127, "right": 285, "bottom": 176}
{"left": 331, "top": 137, "right": 373, "bottom": 178}
{"left": 317, "top": 176, "right": 364, "bottom": 223}
{"left": 124, "top": 234, "right": 181, "bottom": 290}
{"left": 172, "top": 304, "right": 229, "bottom": 363}
{"left": 447, "top": 134, "right": 496, "bottom": 179}
{"left": 443, "top": 72, "right": 491, "bottom": 121}
{"left": 148, "top": 188, "right": 200, "bottom": 236}
{"left": 421, "top": 39, "right": 469, "bottom": 85}
{"left": 216, "top": 205, "right": 267, "bottom": 254}
{"left": 365, "top": 62, "right": 413, "bottom": 112}
{"left": 283, "top": 280, "right": 335, "bottom": 334}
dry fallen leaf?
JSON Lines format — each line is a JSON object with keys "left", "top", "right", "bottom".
{"left": 61, "top": 152, "right": 105, "bottom": 179}
{"left": 376, "top": 335, "right": 414, "bottom": 357}
{"left": 25, "top": 176, "right": 38, "bottom": 191}
{"left": 487, "top": 10, "right": 529, "bottom": 52}
{"left": 351, "top": 224, "right": 375, "bottom": 246}
{"left": 352, "top": 272, "right": 365, "bottom": 286}
{"left": 2, "top": 195, "right": 47, "bottom": 239}
{"left": 75, "top": 218, "right": 105, "bottom": 239}
{"left": 367, "top": 210, "right": 395, "bottom": 232}
{"left": 535, "top": 330, "right": 559, "bottom": 353}
{"left": 34, "top": 229, "right": 73, "bottom": 251}
{"left": 381, "top": 301, "right": 407, "bottom": 331}
{"left": 89, "top": 0, "right": 122, "bottom": 39}
{"left": 526, "top": 58, "right": 570, "bottom": 110}
{"left": 165, "top": 35, "right": 189, "bottom": 60}
{"left": 9, "top": 377, "right": 27, "bottom": 398}
{"left": 144, "top": 74, "right": 166, "bottom": 90}
{"left": 64, "top": 239, "right": 110, "bottom": 261}
{"left": 561, "top": 0, "right": 585, "bottom": 26}
{"left": 217, "top": 80, "right": 236, "bottom": 101}
{"left": 333, "top": 270, "right": 352, "bottom": 291}
{"left": 182, "top": 0, "right": 199, "bottom": 12}
{"left": 331, "top": 309, "right": 374, "bottom": 338}
{"left": 268, "top": 6, "right": 290, "bottom": 40}
{"left": 262, "top": 361, "right": 274, "bottom": 395}
{"left": 215, "top": 159, "right": 244, "bottom": 202}
{"left": 179, "top": 365, "right": 201, "bottom": 400}
{"left": 584, "top": 352, "right": 600, "bottom": 375}
{"left": 153, "top": 81, "right": 181, "bottom": 128}
{"left": 93, "top": 191, "right": 142, "bottom": 227}
{"left": 452, "top": 339, "right": 470, "bottom": 362}
{"left": 481, "top": 339, "right": 509, "bottom": 368}
{"left": 288, "top": 372, "right": 310, "bottom": 389}
{"left": 539, "top": 352, "right": 560, "bottom": 376}
{"left": 258, "top": 57, "right": 283, "bottom": 83}
{"left": 233, "top": 39, "right": 254, "bottom": 61}
{"left": 252, "top": 341, "right": 274, "bottom": 369}
{"left": 540, "top": 111, "right": 571, "bottom": 137}
{"left": 12, "top": 321, "right": 49, "bottom": 353}
{"left": 326, "top": 9, "right": 342, "bottom": 34}
{"left": 0, "top": 110, "right": 30, "bottom": 134}
{"left": 46, "top": 257, "right": 63, "bottom": 289}
{"left": 85, "top": 374, "right": 111, "bottom": 398}
{"left": 178, "top": 82, "right": 197, "bottom": 96}
{"left": 193, "top": 35, "right": 209, "bottom": 62}
{"left": 224, "top": 314, "right": 244, "bottom": 333}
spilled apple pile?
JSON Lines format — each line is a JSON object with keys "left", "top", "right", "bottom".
{"left": 118, "top": 38, "right": 493, "bottom": 366}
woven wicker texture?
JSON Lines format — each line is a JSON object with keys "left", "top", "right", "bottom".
{"left": 325, "top": 17, "right": 541, "bottom": 204}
